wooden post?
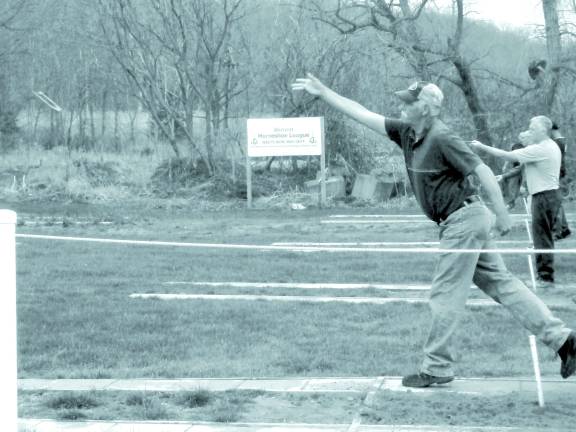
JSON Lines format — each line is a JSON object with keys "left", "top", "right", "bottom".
{"left": 320, "top": 117, "right": 326, "bottom": 206}
{"left": 0, "top": 210, "right": 17, "bottom": 430}
{"left": 246, "top": 148, "right": 252, "bottom": 209}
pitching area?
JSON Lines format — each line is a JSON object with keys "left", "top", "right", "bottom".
{"left": 15, "top": 207, "right": 576, "bottom": 428}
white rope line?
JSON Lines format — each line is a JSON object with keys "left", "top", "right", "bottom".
{"left": 330, "top": 214, "right": 429, "bottom": 218}
{"left": 328, "top": 213, "right": 576, "bottom": 219}
{"left": 272, "top": 240, "right": 531, "bottom": 246}
{"left": 162, "top": 281, "right": 439, "bottom": 290}
{"left": 16, "top": 234, "right": 576, "bottom": 254}
{"left": 130, "top": 293, "right": 497, "bottom": 306}
{"left": 321, "top": 220, "right": 435, "bottom": 224}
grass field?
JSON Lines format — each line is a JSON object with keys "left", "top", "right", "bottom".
{"left": 13, "top": 202, "right": 576, "bottom": 381}
{"left": 10, "top": 199, "right": 576, "bottom": 426}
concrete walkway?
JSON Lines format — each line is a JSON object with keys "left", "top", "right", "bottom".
{"left": 18, "top": 376, "right": 576, "bottom": 395}
{"left": 17, "top": 419, "right": 576, "bottom": 432}
{"left": 18, "top": 377, "right": 576, "bottom": 431}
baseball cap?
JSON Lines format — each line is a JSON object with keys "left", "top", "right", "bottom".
{"left": 395, "top": 81, "right": 444, "bottom": 108}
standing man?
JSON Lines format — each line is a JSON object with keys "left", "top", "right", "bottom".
{"left": 291, "top": 74, "right": 576, "bottom": 387}
{"left": 471, "top": 116, "right": 561, "bottom": 284}
{"left": 551, "top": 123, "right": 571, "bottom": 240}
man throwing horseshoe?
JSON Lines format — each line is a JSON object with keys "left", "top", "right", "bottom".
{"left": 291, "top": 73, "right": 576, "bottom": 387}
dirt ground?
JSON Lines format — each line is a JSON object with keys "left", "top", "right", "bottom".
{"left": 17, "top": 388, "right": 576, "bottom": 429}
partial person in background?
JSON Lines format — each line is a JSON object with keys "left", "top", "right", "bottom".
{"left": 551, "top": 123, "right": 571, "bottom": 240}
{"left": 471, "top": 116, "right": 561, "bottom": 284}
{"left": 497, "top": 140, "right": 527, "bottom": 209}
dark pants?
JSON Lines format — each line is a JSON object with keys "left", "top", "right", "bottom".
{"left": 531, "top": 190, "right": 561, "bottom": 281}
{"left": 554, "top": 204, "right": 571, "bottom": 239}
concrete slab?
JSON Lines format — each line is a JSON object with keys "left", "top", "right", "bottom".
{"left": 18, "top": 418, "right": 46, "bottom": 431}
{"left": 18, "top": 379, "right": 116, "bottom": 392}
{"left": 19, "top": 419, "right": 114, "bottom": 431}
{"left": 18, "top": 379, "right": 248, "bottom": 393}
{"left": 380, "top": 376, "right": 576, "bottom": 396}
{"left": 19, "top": 376, "right": 576, "bottom": 396}
{"left": 351, "top": 175, "right": 394, "bottom": 201}
{"left": 304, "top": 176, "right": 346, "bottom": 199}
{"left": 302, "top": 378, "right": 374, "bottom": 393}
{"left": 106, "top": 421, "right": 192, "bottom": 431}
{"left": 189, "top": 423, "right": 349, "bottom": 432}
{"left": 173, "top": 379, "right": 247, "bottom": 392}
{"left": 18, "top": 420, "right": 574, "bottom": 432}
{"left": 237, "top": 379, "right": 308, "bottom": 392}
{"left": 104, "top": 379, "right": 246, "bottom": 392}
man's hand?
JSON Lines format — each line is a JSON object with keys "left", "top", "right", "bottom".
{"left": 291, "top": 73, "right": 325, "bottom": 96}
{"left": 468, "top": 140, "right": 484, "bottom": 152}
{"left": 495, "top": 174, "right": 503, "bottom": 182}
{"left": 494, "top": 212, "right": 512, "bottom": 236}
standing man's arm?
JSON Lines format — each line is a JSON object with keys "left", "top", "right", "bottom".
{"left": 292, "top": 73, "right": 388, "bottom": 137}
{"left": 474, "top": 163, "right": 512, "bottom": 236}
{"left": 469, "top": 140, "right": 521, "bottom": 163}
{"left": 500, "top": 165, "right": 523, "bottom": 181}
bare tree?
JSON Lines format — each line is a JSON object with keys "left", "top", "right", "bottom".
{"left": 0, "top": 0, "right": 33, "bottom": 148}
{"left": 255, "top": 5, "right": 359, "bottom": 171}
{"left": 96, "top": 0, "right": 250, "bottom": 174}
{"left": 305, "top": 0, "right": 498, "bottom": 146}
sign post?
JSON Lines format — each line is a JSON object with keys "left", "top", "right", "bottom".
{"left": 246, "top": 117, "right": 325, "bottom": 208}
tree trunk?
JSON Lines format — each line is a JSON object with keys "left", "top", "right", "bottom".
{"left": 113, "top": 92, "right": 120, "bottom": 152}
{"left": 451, "top": 56, "right": 498, "bottom": 169}
{"left": 101, "top": 88, "right": 108, "bottom": 138}
{"left": 541, "top": 0, "right": 562, "bottom": 114}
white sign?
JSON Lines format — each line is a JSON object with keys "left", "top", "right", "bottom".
{"left": 247, "top": 117, "right": 323, "bottom": 157}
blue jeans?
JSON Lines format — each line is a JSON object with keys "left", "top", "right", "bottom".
{"left": 421, "top": 201, "right": 571, "bottom": 377}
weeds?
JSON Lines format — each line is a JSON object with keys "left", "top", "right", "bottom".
{"left": 176, "top": 389, "right": 212, "bottom": 408}
{"left": 141, "top": 395, "right": 169, "bottom": 420}
{"left": 45, "top": 392, "right": 100, "bottom": 410}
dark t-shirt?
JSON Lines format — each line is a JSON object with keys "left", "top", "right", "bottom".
{"left": 385, "top": 118, "right": 482, "bottom": 223}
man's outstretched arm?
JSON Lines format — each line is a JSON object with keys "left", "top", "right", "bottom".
{"left": 469, "top": 140, "right": 520, "bottom": 163}
{"left": 292, "top": 73, "right": 388, "bottom": 137}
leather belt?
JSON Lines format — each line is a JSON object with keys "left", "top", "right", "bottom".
{"left": 439, "top": 195, "right": 481, "bottom": 223}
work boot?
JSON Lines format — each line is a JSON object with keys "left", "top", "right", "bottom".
{"left": 402, "top": 372, "right": 454, "bottom": 388}
{"left": 558, "top": 332, "right": 576, "bottom": 379}
{"left": 554, "top": 229, "right": 571, "bottom": 241}
{"left": 537, "top": 275, "right": 554, "bottom": 287}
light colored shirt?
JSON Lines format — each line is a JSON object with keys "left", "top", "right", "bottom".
{"left": 511, "top": 138, "right": 561, "bottom": 195}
